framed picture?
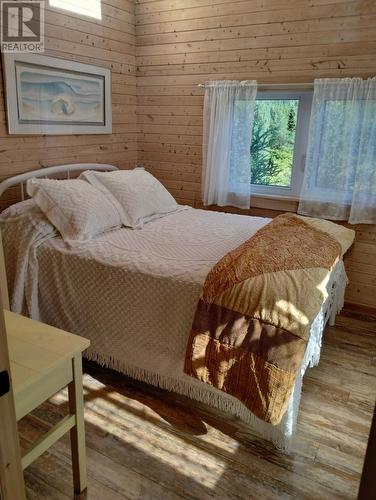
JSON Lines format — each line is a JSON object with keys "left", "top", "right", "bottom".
{"left": 2, "top": 53, "right": 112, "bottom": 135}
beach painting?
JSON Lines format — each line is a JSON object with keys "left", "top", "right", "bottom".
{"left": 16, "top": 64, "right": 104, "bottom": 124}
{"left": 17, "top": 65, "right": 105, "bottom": 124}
{"left": 4, "top": 54, "right": 112, "bottom": 134}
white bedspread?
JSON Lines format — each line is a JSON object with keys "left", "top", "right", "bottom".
{"left": 1, "top": 205, "right": 347, "bottom": 449}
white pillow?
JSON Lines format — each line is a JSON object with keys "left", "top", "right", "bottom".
{"left": 0, "top": 198, "right": 42, "bottom": 219}
{"left": 80, "top": 168, "right": 178, "bottom": 228}
{"left": 27, "top": 178, "right": 122, "bottom": 245}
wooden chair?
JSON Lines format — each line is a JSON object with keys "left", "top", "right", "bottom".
{"left": 0, "top": 288, "right": 25, "bottom": 500}
{"left": 0, "top": 231, "right": 90, "bottom": 494}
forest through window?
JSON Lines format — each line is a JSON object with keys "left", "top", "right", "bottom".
{"left": 250, "top": 99, "right": 299, "bottom": 188}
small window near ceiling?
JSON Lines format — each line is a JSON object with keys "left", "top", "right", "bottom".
{"left": 250, "top": 91, "right": 313, "bottom": 198}
{"left": 49, "top": 0, "right": 102, "bottom": 20}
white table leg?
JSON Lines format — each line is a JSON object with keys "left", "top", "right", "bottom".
{"left": 68, "top": 354, "right": 87, "bottom": 494}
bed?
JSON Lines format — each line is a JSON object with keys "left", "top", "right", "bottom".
{"left": 0, "top": 164, "right": 352, "bottom": 450}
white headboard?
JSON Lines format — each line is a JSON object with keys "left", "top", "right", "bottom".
{"left": 0, "top": 163, "right": 118, "bottom": 199}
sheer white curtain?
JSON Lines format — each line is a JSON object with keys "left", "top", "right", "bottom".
{"left": 298, "top": 78, "right": 376, "bottom": 224}
{"left": 202, "top": 80, "right": 257, "bottom": 209}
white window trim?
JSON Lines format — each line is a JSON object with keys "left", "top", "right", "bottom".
{"left": 251, "top": 90, "right": 313, "bottom": 198}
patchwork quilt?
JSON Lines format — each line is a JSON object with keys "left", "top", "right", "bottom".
{"left": 184, "top": 213, "right": 355, "bottom": 425}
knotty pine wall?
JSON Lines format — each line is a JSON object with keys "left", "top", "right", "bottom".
{"left": 135, "top": 0, "right": 376, "bottom": 310}
{"left": 0, "top": 1, "right": 374, "bottom": 310}
{"left": 0, "top": 0, "right": 137, "bottom": 208}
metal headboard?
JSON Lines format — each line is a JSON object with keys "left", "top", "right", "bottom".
{"left": 0, "top": 163, "right": 119, "bottom": 199}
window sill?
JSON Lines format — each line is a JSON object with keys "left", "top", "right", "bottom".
{"left": 251, "top": 193, "right": 299, "bottom": 212}
{"left": 199, "top": 194, "right": 299, "bottom": 215}
{"left": 252, "top": 192, "right": 300, "bottom": 202}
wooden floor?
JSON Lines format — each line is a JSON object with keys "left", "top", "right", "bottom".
{"left": 18, "top": 310, "right": 376, "bottom": 500}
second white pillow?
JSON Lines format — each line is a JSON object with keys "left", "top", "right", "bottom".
{"left": 80, "top": 169, "right": 178, "bottom": 228}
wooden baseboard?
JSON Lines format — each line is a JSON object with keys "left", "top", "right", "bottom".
{"left": 343, "top": 302, "right": 376, "bottom": 321}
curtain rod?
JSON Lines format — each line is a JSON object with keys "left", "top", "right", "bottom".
{"left": 198, "top": 82, "right": 313, "bottom": 89}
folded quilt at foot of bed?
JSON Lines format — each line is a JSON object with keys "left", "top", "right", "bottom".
{"left": 184, "top": 213, "right": 355, "bottom": 425}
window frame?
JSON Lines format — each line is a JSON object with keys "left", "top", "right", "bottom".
{"left": 250, "top": 90, "right": 313, "bottom": 199}
{"left": 49, "top": 0, "right": 102, "bottom": 20}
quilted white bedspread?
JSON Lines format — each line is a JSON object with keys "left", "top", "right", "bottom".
{"left": 1, "top": 204, "right": 347, "bottom": 449}
{"left": 37, "top": 208, "right": 269, "bottom": 379}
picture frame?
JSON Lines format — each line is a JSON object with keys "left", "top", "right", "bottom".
{"left": 2, "top": 53, "right": 112, "bottom": 135}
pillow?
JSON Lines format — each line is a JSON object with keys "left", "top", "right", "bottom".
{"left": 27, "top": 178, "right": 122, "bottom": 245}
{"left": 0, "top": 198, "right": 42, "bottom": 219}
{"left": 80, "top": 168, "right": 178, "bottom": 228}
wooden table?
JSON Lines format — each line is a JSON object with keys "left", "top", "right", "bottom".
{"left": 6, "top": 310, "right": 90, "bottom": 494}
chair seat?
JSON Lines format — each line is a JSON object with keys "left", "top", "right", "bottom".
{"left": 6, "top": 310, "right": 89, "bottom": 411}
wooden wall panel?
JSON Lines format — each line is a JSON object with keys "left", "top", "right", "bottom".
{"left": 0, "top": 1, "right": 374, "bottom": 310}
{"left": 136, "top": 0, "right": 376, "bottom": 309}
{"left": 0, "top": 0, "right": 137, "bottom": 209}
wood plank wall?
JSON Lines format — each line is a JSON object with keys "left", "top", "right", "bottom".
{"left": 0, "top": 0, "right": 137, "bottom": 208}
{"left": 0, "top": 1, "right": 374, "bottom": 310}
{"left": 135, "top": 0, "right": 376, "bottom": 310}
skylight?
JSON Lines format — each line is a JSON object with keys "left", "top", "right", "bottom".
{"left": 49, "top": 0, "right": 102, "bottom": 20}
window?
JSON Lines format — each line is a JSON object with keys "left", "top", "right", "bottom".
{"left": 298, "top": 77, "right": 376, "bottom": 223}
{"left": 49, "top": 0, "right": 102, "bottom": 19}
{"left": 307, "top": 97, "right": 374, "bottom": 203}
{"left": 250, "top": 91, "right": 313, "bottom": 198}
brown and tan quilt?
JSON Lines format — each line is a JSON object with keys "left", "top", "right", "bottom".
{"left": 184, "top": 213, "right": 355, "bottom": 425}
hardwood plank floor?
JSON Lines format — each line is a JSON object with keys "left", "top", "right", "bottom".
{"left": 18, "top": 311, "right": 376, "bottom": 499}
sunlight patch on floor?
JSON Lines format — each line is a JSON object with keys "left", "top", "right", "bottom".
{"left": 50, "top": 376, "right": 238, "bottom": 490}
